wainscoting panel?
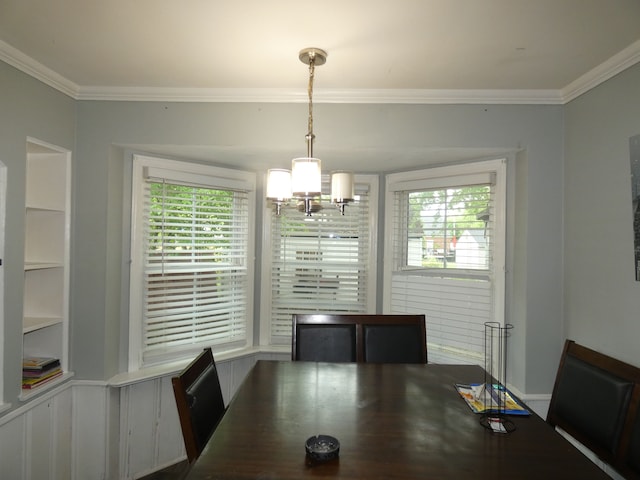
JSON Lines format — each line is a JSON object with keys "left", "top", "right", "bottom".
{"left": 0, "top": 409, "right": 27, "bottom": 479}
{"left": 72, "top": 382, "right": 109, "bottom": 480}
{"left": 0, "top": 383, "right": 73, "bottom": 480}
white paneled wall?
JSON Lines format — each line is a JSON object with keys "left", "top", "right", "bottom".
{"left": 0, "top": 383, "right": 73, "bottom": 480}
{"left": 0, "top": 352, "right": 287, "bottom": 480}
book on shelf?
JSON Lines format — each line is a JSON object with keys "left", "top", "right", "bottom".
{"left": 22, "top": 367, "right": 63, "bottom": 389}
{"left": 455, "top": 383, "right": 530, "bottom": 416}
{"left": 23, "top": 356, "right": 60, "bottom": 372}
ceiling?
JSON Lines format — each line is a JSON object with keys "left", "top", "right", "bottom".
{"left": 2, "top": 0, "right": 640, "bottom": 104}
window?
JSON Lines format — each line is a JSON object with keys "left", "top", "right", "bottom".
{"left": 129, "top": 155, "right": 255, "bottom": 369}
{"left": 261, "top": 175, "right": 378, "bottom": 346}
{"left": 384, "top": 159, "right": 506, "bottom": 365}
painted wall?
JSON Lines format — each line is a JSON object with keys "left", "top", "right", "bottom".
{"left": 564, "top": 62, "right": 640, "bottom": 366}
{"left": 74, "top": 99, "right": 564, "bottom": 394}
{"left": 0, "top": 61, "right": 76, "bottom": 406}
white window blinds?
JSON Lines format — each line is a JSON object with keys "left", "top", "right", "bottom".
{"left": 267, "top": 180, "right": 374, "bottom": 344}
{"left": 130, "top": 155, "right": 254, "bottom": 368}
{"left": 385, "top": 160, "right": 506, "bottom": 365}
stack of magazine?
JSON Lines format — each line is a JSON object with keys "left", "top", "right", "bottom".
{"left": 455, "top": 383, "right": 530, "bottom": 416}
{"left": 22, "top": 357, "right": 62, "bottom": 390}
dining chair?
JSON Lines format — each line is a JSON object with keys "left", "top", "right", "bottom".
{"left": 361, "top": 314, "right": 427, "bottom": 364}
{"left": 546, "top": 340, "right": 637, "bottom": 473}
{"left": 172, "top": 347, "right": 226, "bottom": 463}
{"left": 291, "top": 314, "right": 358, "bottom": 362}
{"left": 292, "top": 313, "right": 427, "bottom": 363}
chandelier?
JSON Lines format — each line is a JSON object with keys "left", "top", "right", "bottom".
{"left": 266, "top": 48, "right": 354, "bottom": 216}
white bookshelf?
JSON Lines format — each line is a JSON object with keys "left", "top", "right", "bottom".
{"left": 21, "top": 138, "right": 71, "bottom": 397}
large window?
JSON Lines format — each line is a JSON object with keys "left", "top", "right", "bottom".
{"left": 129, "top": 155, "right": 255, "bottom": 369}
{"left": 261, "top": 175, "right": 378, "bottom": 346}
{"left": 384, "top": 159, "right": 506, "bottom": 365}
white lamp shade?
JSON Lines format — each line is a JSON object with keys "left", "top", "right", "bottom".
{"left": 266, "top": 169, "right": 292, "bottom": 200}
{"left": 331, "top": 171, "right": 354, "bottom": 202}
{"left": 291, "top": 158, "right": 322, "bottom": 197}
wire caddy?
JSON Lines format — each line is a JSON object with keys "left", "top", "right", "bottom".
{"left": 478, "top": 322, "right": 516, "bottom": 433}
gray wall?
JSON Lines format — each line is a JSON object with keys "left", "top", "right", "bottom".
{"left": 564, "top": 62, "right": 640, "bottom": 366}
{"left": 73, "top": 100, "right": 564, "bottom": 395}
{"left": 1, "top": 56, "right": 583, "bottom": 406}
{"left": 0, "top": 61, "right": 76, "bottom": 403}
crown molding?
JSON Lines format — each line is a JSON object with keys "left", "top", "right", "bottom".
{"left": 561, "top": 39, "right": 640, "bottom": 103}
{"left": 1, "top": 38, "right": 638, "bottom": 105}
{"left": 0, "top": 39, "right": 78, "bottom": 98}
{"left": 75, "top": 86, "right": 564, "bottom": 104}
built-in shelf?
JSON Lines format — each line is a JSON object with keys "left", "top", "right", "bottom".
{"left": 23, "top": 316, "right": 63, "bottom": 334}
{"left": 18, "top": 372, "right": 74, "bottom": 401}
{"left": 22, "top": 138, "right": 71, "bottom": 394}
{"left": 24, "top": 262, "right": 64, "bottom": 271}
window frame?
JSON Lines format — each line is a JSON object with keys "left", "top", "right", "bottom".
{"left": 128, "top": 154, "right": 256, "bottom": 371}
{"left": 383, "top": 159, "right": 507, "bottom": 364}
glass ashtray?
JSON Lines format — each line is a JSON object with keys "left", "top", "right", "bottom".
{"left": 305, "top": 434, "right": 340, "bottom": 462}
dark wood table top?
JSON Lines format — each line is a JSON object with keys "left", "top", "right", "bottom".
{"left": 185, "top": 360, "right": 609, "bottom": 479}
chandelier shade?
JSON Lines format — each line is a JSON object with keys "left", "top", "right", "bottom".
{"left": 331, "top": 171, "right": 355, "bottom": 203}
{"left": 266, "top": 168, "right": 292, "bottom": 200}
{"left": 291, "top": 157, "right": 322, "bottom": 197}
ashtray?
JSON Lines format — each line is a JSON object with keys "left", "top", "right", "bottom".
{"left": 305, "top": 435, "right": 340, "bottom": 462}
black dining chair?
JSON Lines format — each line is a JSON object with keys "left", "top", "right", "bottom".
{"left": 292, "top": 313, "right": 427, "bottom": 363}
{"left": 292, "top": 314, "right": 358, "bottom": 362}
{"left": 361, "top": 315, "right": 427, "bottom": 364}
{"left": 172, "top": 347, "right": 226, "bottom": 463}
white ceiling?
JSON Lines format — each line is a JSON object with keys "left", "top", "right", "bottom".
{"left": 2, "top": 0, "right": 640, "bottom": 104}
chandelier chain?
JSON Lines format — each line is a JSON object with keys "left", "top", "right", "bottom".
{"left": 307, "top": 54, "right": 315, "bottom": 138}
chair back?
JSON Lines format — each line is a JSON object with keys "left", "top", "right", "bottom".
{"left": 292, "top": 314, "right": 427, "bottom": 363}
{"left": 362, "top": 315, "right": 427, "bottom": 364}
{"left": 547, "top": 340, "right": 640, "bottom": 478}
{"left": 292, "top": 315, "right": 357, "bottom": 362}
{"left": 172, "top": 348, "right": 226, "bottom": 462}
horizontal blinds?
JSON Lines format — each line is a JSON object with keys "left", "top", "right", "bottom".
{"left": 142, "top": 180, "right": 249, "bottom": 362}
{"left": 270, "top": 185, "right": 370, "bottom": 343}
{"left": 391, "top": 273, "right": 492, "bottom": 364}
{"left": 389, "top": 172, "right": 498, "bottom": 365}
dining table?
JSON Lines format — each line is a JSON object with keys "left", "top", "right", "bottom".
{"left": 184, "top": 360, "right": 610, "bottom": 479}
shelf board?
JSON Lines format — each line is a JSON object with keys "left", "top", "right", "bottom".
{"left": 23, "top": 316, "right": 63, "bottom": 333}
{"left": 26, "top": 205, "right": 66, "bottom": 213}
{"left": 19, "top": 371, "right": 74, "bottom": 402}
{"left": 24, "top": 261, "right": 64, "bottom": 271}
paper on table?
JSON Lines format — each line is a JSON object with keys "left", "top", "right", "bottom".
{"left": 455, "top": 383, "right": 531, "bottom": 416}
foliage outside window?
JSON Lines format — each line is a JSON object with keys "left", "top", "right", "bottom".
{"left": 405, "top": 185, "right": 493, "bottom": 270}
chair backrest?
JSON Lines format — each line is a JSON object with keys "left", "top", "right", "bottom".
{"left": 547, "top": 340, "right": 640, "bottom": 478}
{"left": 361, "top": 315, "right": 427, "bottom": 364}
{"left": 292, "top": 314, "right": 427, "bottom": 363}
{"left": 172, "top": 348, "right": 226, "bottom": 462}
{"left": 292, "top": 314, "right": 358, "bottom": 362}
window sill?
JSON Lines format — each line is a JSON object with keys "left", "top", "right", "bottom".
{"left": 108, "top": 346, "right": 267, "bottom": 387}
